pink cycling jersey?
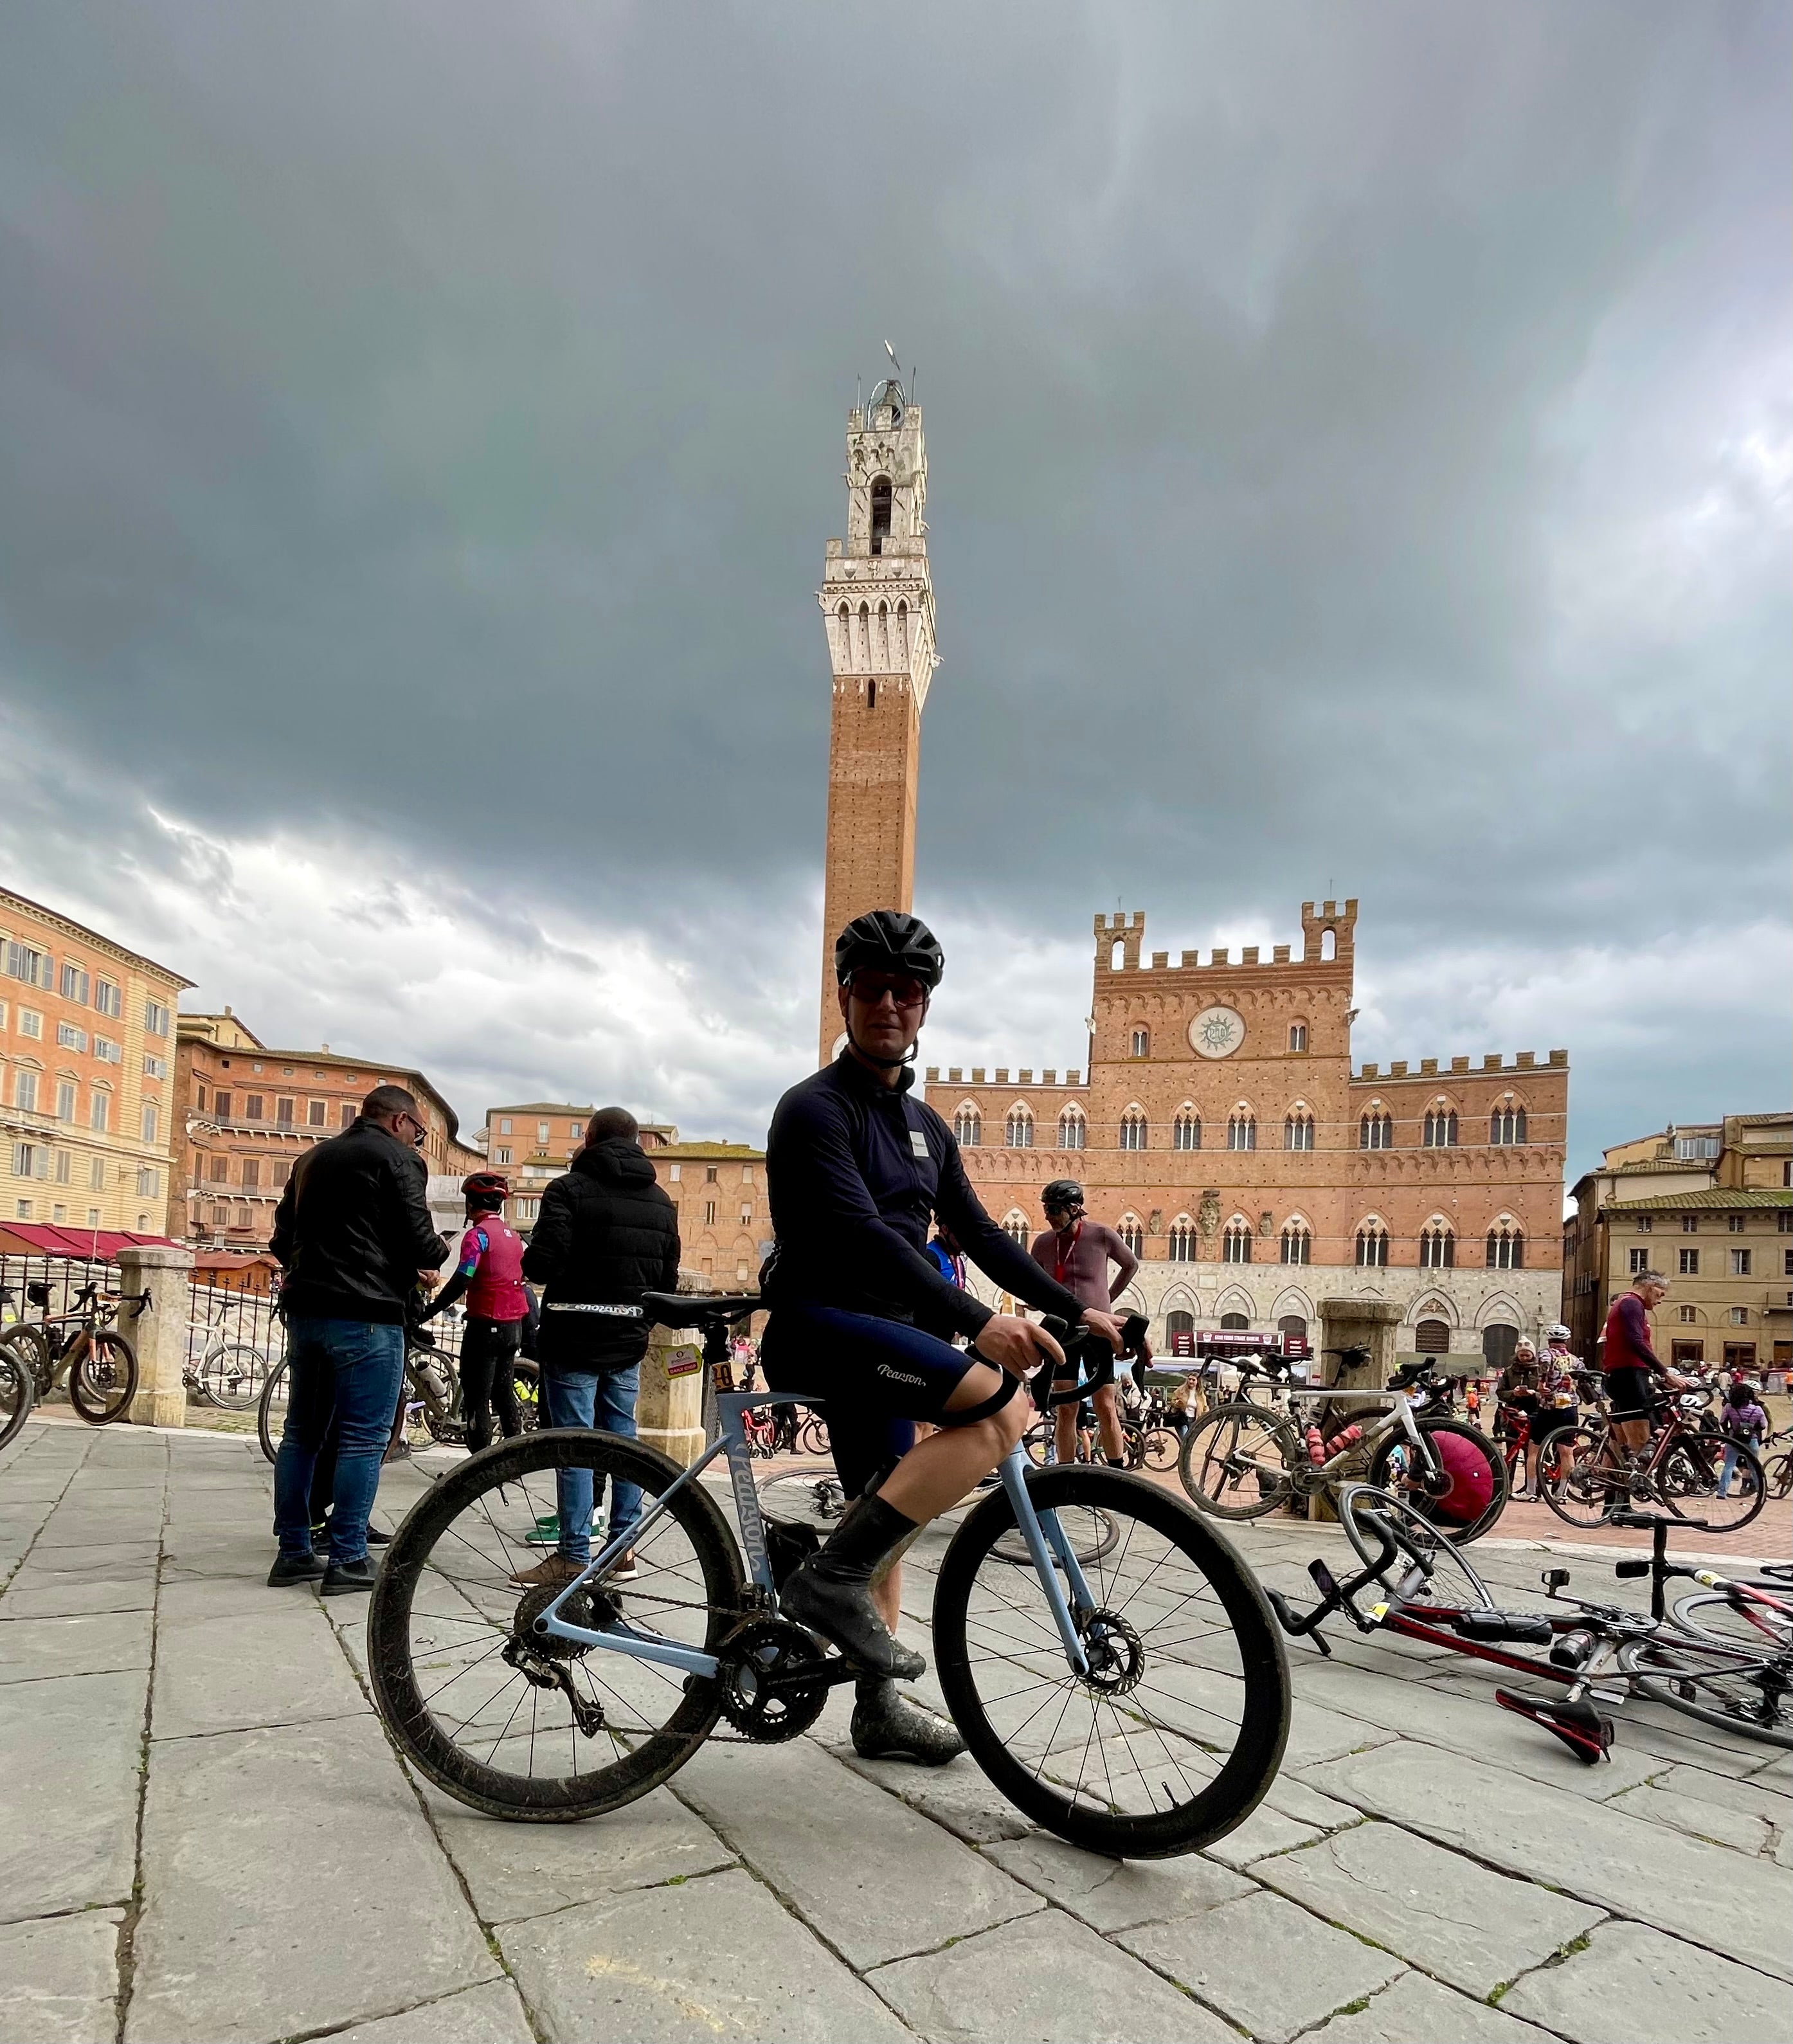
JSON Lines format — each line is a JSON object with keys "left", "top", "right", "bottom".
{"left": 456, "top": 1217, "right": 529, "bottom": 1322}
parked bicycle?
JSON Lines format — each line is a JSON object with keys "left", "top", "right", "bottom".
{"left": 0, "top": 1281, "right": 140, "bottom": 1424}
{"left": 1178, "top": 1352, "right": 1507, "bottom": 1541}
{"left": 0, "top": 1338, "right": 35, "bottom": 1451}
{"left": 369, "top": 1295, "right": 1293, "bottom": 1858}
{"left": 1539, "top": 1382, "right": 1766, "bottom": 1533}
{"left": 184, "top": 1288, "right": 282, "bottom": 1410}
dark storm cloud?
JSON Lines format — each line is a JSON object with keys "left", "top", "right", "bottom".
{"left": 1, "top": 1, "right": 1787, "bottom": 1161}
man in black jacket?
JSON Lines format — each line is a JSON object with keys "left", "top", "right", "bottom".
{"left": 510, "top": 1107, "right": 679, "bottom": 1588}
{"left": 267, "top": 1084, "right": 448, "bottom": 1593}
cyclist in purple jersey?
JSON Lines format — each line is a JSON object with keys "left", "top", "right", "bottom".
{"left": 1030, "top": 1181, "right": 1142, "bottom": 1465}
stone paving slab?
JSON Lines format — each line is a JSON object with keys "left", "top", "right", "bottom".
{"left": 1648, "top": 1760, "right": 1793, "bottom": 1830}
{"left": 1250, "top": 1818, "right": 1604, "bottom": 1998}
{"left": 1308, "top": 1969, "right": 1558, "bottom": 2043}
{"left": 150, "top": 1600, "right": 368, "bottom": 1739}
{"left": 674, "top": 1737, "right": 1043, "bottom": 1971}
{"left": 1199, "top": 1798, "right": 1328, "bottom": 1869}
{"left": 127, "top": 1714, "right": 499, "bottom": 2044}
{"left": 1117, "top": 1887, "right": 1405, "bottom": 2043}
{"left": 0, "top": 1906, "right": 123, "bottom": 2044}
{"left": 0, "top": 1667, "right": 147, "bottom": 1922}
{"left": 867, "top": 1902, "right": 1236, "bottom": 2043}
{"left": 1302, "top": 1739, "right": 1793, "bottom": 1982}
{"left": 983, "top": 1830, "right": 1256, "bottom": 1932}
{"left": 498, "top": 1866, "right": 917, "bottom": 2042}
{"left": 324, "top": 1978, "right": 538, "bottom": 2044}
{"left": 1608, "top": 1779, "right": 1776, "bottom": 1856}
{"left": 0, "top": 1607, "right": 153, "bottom": 1682}
{"left": 424, "top": 1783, "right": 738, "bottom": 1925}
{"left": 1499, "top": 1917, "right": 1793, "bottom": 2042}
{"left": 835, "top": 1744, "right": 1033, "bottom": 1844}
{"left": 0, "top": 1569, "right": 159, "bottom": 1619}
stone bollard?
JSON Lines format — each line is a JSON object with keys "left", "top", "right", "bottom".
{"left": 1308, "top": 1298, "right": 1404, "bottom": 1521}
{"left": 118, "top": 1243, "right": 195, "bottom": 1429}
{"left": 636, "top": 1317, "right": 706, "bottom": 1469}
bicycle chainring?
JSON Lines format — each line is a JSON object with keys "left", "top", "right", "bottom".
{"left": 1077, "top": 1610, "right": 1144, "bottom": 1696}
{"left": 717, "top": 1617, "right": 831, "bottom": 1742}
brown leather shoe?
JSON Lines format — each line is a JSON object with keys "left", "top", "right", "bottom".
{"left": 508, "top": 1554, "right": 584, "bottom": 1589}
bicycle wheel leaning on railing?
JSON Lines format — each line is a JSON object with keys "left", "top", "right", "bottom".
{"left": 68, "top": 1331, "right": 138, "bottom": 1425}
{"left": 0, "top": 1338, "right": 35, "bottom": 1451}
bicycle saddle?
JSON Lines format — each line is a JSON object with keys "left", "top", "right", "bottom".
{"left": 639, "top": 1290, "right": 759, "bottom": 1328}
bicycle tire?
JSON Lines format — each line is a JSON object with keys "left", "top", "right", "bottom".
{"left": 1617, "top": 1635, "right": 1793, "bottom": 1749}
{"left": 1659, "top": 1439, "right": 1767, "bottom": 1535}
{"left": 368, "top": 1429, "right": 744, "bottom": 1819}
{"left": 0, "top": 1341, "right": 35, "bottom": 1451}
{"left": 1022, "top": 1420, "right": 1051, "bottom": 1467}
{"left": 990, "top": 1493, "right": 1118, "bottom": 1566}
{"left": 1337, "top": 1483, "right": 1495, "bottom": 1613}
{"left": 257, "top": 1356, "right": 290, "bottom": 1463}
{"left": 195, "top": 1341, "right": 273, "bottom": 1410}
{"left": 932, "top": 1467, "right": 1291, "bottom": 1858}
{"left": 756, "top": 1467, "right": 849, "bottom": 1532}
{"left": 796, "top": 1414, "right": 830, "bottom": 1456}
{"left": 1120, "top": 1422, "right": 1147, "bottom": 1471}
{"left": 5, "top": 1324, "right": 55, "bottom": 1402}
{"left": 1769, "top": 1452, "right": 1792, "bottom": 1502}
{"left": 1141, "top": 1424, "right": 1181, "bottom": 1472}
{"left": 1539, "top": 1424, "right": 1621, "bottom": 1530}
{"left": 1176, "top": 1404, "right": 1297, "bottom": 1519}
{"left": 1367, "top": 1418, "right": 1507, "bottom": 1544}
{"left": 1669, "top": 1587, "right": 1793, "bottom": 1655}
{"left": 68, "top": 1332, "right": 138, "bottom": 1425}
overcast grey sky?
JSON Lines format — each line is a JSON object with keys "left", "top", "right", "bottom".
{"left": 1, "top": 1, "right": 1785, "bottom": 1171}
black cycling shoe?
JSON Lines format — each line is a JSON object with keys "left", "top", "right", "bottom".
{"left": 779, "top": 1491, "right": 926, "bottom": 1682}
{"left": 267, "top": 1551, "right": 325, "bottom": 1587}
{"left": 321, "top": 1558, "right": 378, "bottom": 1597}
{"left": 851, "top": 1679, "right": 965, "bottom": 1766}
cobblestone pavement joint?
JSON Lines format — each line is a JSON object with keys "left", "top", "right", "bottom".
{"left": 2, "top": 1419, "right": 1789, "bottom": 2044}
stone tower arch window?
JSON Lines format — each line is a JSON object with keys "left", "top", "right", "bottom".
{"left": 1119, "top": 1213, "right": 1144, "bottom": 1256}
{"left": 1424, "top": 1104, "right": 1459, "bottom": 1147}
{"left": 1002, "top": 1208, "right": 1029, "bottom": 1245}
{"left": 1280, "top": 1219, "right": 1312, "bottom": 1265}
{"left": 1283, "top": 1108, "right": 1314, "bottom": 1151}
{"left": 1355, "top": 1218, "right": 1390, "bottom": 1267}
{"left": 1005, "top": 1103, "right": 1034, "bottom": 1147}
{"left": 1119, "top": 1107, "right": 1148, "bottom": 1151}
{"left": 1288, "top": 1021, "right": 1308, "bottom": 1053}
{"left": 1360, "top": 1109, "right": 1393, "bottom": 1150}
{"left": 1058, "top": 1105, "right": 1086, "bottom": 1149}
{"left": 1227, "top": 1109, "right": 1256, "bottom": 1152}
{"left": 1491, "top": 1105, "right": 1527, "bottom": 1146}
{"left": 1321, "top": 928, "right": 1336, "bottom": 960}
{"left": 953, "top": 1103, "right": 982, "bottom": 1146}
{"left": 1419, "top": 1220, "right": 1455, "bottom": 1268}
{"left": 1173, "top": 1107, "right": 1202, "bottom": 1151}
{"left": 869, "top": 475, "right": 893, "bottom": 554}
{"left": 1130, "top": 1026, "right": 1149, "bottom": 1058}
{"left": 1222, "top": 1216, "right": 1253, "bottom": 1265}
{"left": 1167, "top": 1215, "right": 1196, "bottom": 1262}
{"left": 1486, "top": 1220, "right": 1526, "bottom": 1268}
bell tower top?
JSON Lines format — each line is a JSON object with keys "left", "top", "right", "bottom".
{"left": 820, "top": 372, "right": 938, "bottom": 709}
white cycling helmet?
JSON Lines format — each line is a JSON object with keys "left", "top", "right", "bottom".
{"left": 1546, "top": 1323, "right": 1571, "bottom": 1342}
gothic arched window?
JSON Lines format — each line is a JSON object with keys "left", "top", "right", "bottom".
{"left": 1227, "top": 1112, "right": 1256, "bottom": 1152}
{"left": 1423, "top": 1107, "right": 1459, "bottom": 1148}
{"left": 1005, "top": 1105, "right": 1034, "bottom": 1147}
{"left": 1002, "top": 1209, "right": 1029, "bottom": 1245}
{"left": 1119, "top": 1108, "right": 1148, "bottom": 1152}
{"left": 1130, "top": 1026, "right": 1149, "bottom": 1058}
{"left": 1280, "top": 1221, "right": 1311, "bottom": 1266}
{"left": 1355, "top": 1222, "right": 1390, "bottom": 1268}
{"left": 1486, "top": 1222, "right": 1526, "bottom": 1269}
{"left": 1222, "top": 1218, "right": 1253, "bottom": 1265}
{"left": 1491, "top": 1106, "right": 1527, "bottom": 1146}
{"left": 1288, "top": 1022, "right": 1308, "bottom": 1052}
{"left": 953, "top": 1105, "right": 981, "bottom": 1146}
{"left": 869, "top": 475, "right": 893, "bottom": 555}
{"left": 1360, "top": 1111, "right": 1393, "bottom": 1150}
{"left": 1058, "top": 1106, "right": 1086, "bottom": 1149}
{"left": 1167, "top": 1216, "right": 1196, "bottom": 1262}
{"left": 1419, "top": 1222, "right": 1455, "bottom": 1269}
{"left": 1119, "top": 1213, "right": 1144, "bottom": 1256}
{"left": 1173, "top": 1108, "right": 1201, "bottom": 1151}
{"left": 1283, "top": 1110, "right": 1314, "bottom": 1151}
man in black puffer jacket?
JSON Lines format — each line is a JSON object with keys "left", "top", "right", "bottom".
{"left": 510, "top": 1107, "right": 679, "bottom": 1587}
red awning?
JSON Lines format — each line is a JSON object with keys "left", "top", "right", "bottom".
{"left": 0, "top": 1223, "right": 181, "bottom": 1262}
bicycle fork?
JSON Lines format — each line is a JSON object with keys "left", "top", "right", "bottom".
{"left": 997, "top": 1447, "right": 1094, "bottom": 1676}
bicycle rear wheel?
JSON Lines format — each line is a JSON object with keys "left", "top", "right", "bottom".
{"left": 257, "top": 1356, "right": 289, "bottom": 1463}
{"left": 369, "top": 1431, "right": 745, "bottom": 1819}
{"left": 932, "top": 1467, "right": 1290, "bottom": 1858}
{"left": 796, "top": 1413, "right": 829, "bottom": 1456}
{"left": 756, "top": 1467, "right": 849, "bottom": 1532}
{"left": 1659, "top": 1438, "right": 1767, "bottom": 1535}
{"left": 1338, "top": 1484, "right": 1494, "bottom": 1612}
{"left": 1176, "top": 1404, "right": 1296, "bottom": 1519}
{"left": 1670, "top": 1587, "right": 1793, "bottom": 1655}
{"left": 1618, "top": 1635, "right": 1793, "bottom": 1748}
{"left": 69, "top": 1332, "right": 138, "bottom": 1425}
{"left": 1141, "top": 1424, "right": 1181, "bottom": 1472}
{"left": 0, "top": 1340, "right": 35, "bottom": 1450}
{"left": 196, "top": 1341, "right": 274, "bottom": 1409}
{"left": 1539, "top": 1425, "right": 1621, "bottom": 1530}
{"left": 1368, "top": 1418, "right": 1506, "bottom": 1543}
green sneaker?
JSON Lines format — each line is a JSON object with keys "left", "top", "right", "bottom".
{"left": 523, "top": 1512, "right": 602, "bottom": 1547}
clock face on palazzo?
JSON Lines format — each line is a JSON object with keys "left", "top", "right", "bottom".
{"left": 1188, "top": 1006, "right": 1246, "bottom": 1059}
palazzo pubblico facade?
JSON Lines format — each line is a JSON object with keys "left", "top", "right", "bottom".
{"left": 921, "top": 900, "right": 1568, "bottom": 1371}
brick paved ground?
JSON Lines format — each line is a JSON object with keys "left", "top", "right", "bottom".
{"left": 2, "top": 1418, "right": 1789, "bottom": 2043}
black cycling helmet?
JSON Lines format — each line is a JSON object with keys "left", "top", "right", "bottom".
{"left": 461, "top": 1170, "right": 509, "bottom": 1211}
{"left": 1041, "top": 1179, "right": 1086, "bottom": 1212}
{"left": 834, "top": 909, "right": 944, "bottom": 989}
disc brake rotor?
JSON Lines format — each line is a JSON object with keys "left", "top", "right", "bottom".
{"left": 1078, "top": 1610, "right": 1144, "bottom": 1696}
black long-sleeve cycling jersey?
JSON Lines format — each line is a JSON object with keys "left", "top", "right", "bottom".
{"left": 761, "top": 1052, "right": 1085, "bottom": 1341}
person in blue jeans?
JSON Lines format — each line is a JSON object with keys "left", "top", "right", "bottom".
{"left": 510, "top": 1107, "right": 680, "bottom": 1588}
{"left": 267, "top": 1085, "right": 448, "bottom": 1594}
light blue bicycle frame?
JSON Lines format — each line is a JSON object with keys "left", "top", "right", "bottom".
{"left": 536, "top": 1388, "right": 1098, "bottom": 1677}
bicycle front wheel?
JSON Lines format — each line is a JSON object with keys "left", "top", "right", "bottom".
{"left": 1669, "top": 1588, "right": 1793, "bottom": 1655}
{"left": 796, "top": 1413, "right": 829, "bottom": 1456}
{"left": 1539, "top": 1425, "right": 1619, "bottom": 1530}
{"left": 1176, "top": 1404, "right": 1296, "bottom": 1519}
{"left": 369, "top": 1429, "right": 746, "bottom": 1820}
{"left": 933, "top": 1467, "right": 1290, "bottom": 1858}
{"left": 196, "top": 1341, "right": 274, "bottom": 1410}
{"left": 257, "top": 1357, "right": 290, "bottom": 1463}
{"left": 1368, "top": 1418, "right": 1506, "bottom": 1544}
{"left": 756, "top": 1467, "right": 848, "bottom": 1532}
{"left": 69, "top": 1332, "right": 138, "bottom": 1425}
{"left": 1660, "top": 1439, "right": 1767, "bottom": 1535}
{"left": 1338, "top": 1484, "right": 1495, "bottom": 1612}
{"left": 0, "top": 1339, "right": 35, "bottom": 1450}
{"left": 1618, "top": 1635, "right": 1793, "bottom": 1749}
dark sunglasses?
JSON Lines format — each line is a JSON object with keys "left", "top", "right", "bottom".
{"left": 847, "top": 970, "right": 929, "bottom": 1008}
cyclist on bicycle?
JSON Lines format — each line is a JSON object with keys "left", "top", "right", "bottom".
{"left": 1601, "top": 1270, "right": 1689, "bottom": 1469}
{"left": 1030, "top": 1180, "right": 1142, "bottom": 1467}
{"left": 416, "top": 1173, "right": 530, "bottom": 1453}
{"left": 762, "top": 910, "right": 1122, "bottom": 1766}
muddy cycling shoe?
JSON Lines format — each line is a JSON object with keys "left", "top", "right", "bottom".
{"left": 779, "top": 1491, "right": 926, "bottom": 1681}
{"left": 267, "top": 1551, "right": 325, "bottom": 1587}
{"left": 851, "top": 1678, "right": 965, "bottom": 1766}
{"left": 1495, "top": 1686, "right": 1613, "bottom": 1765}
